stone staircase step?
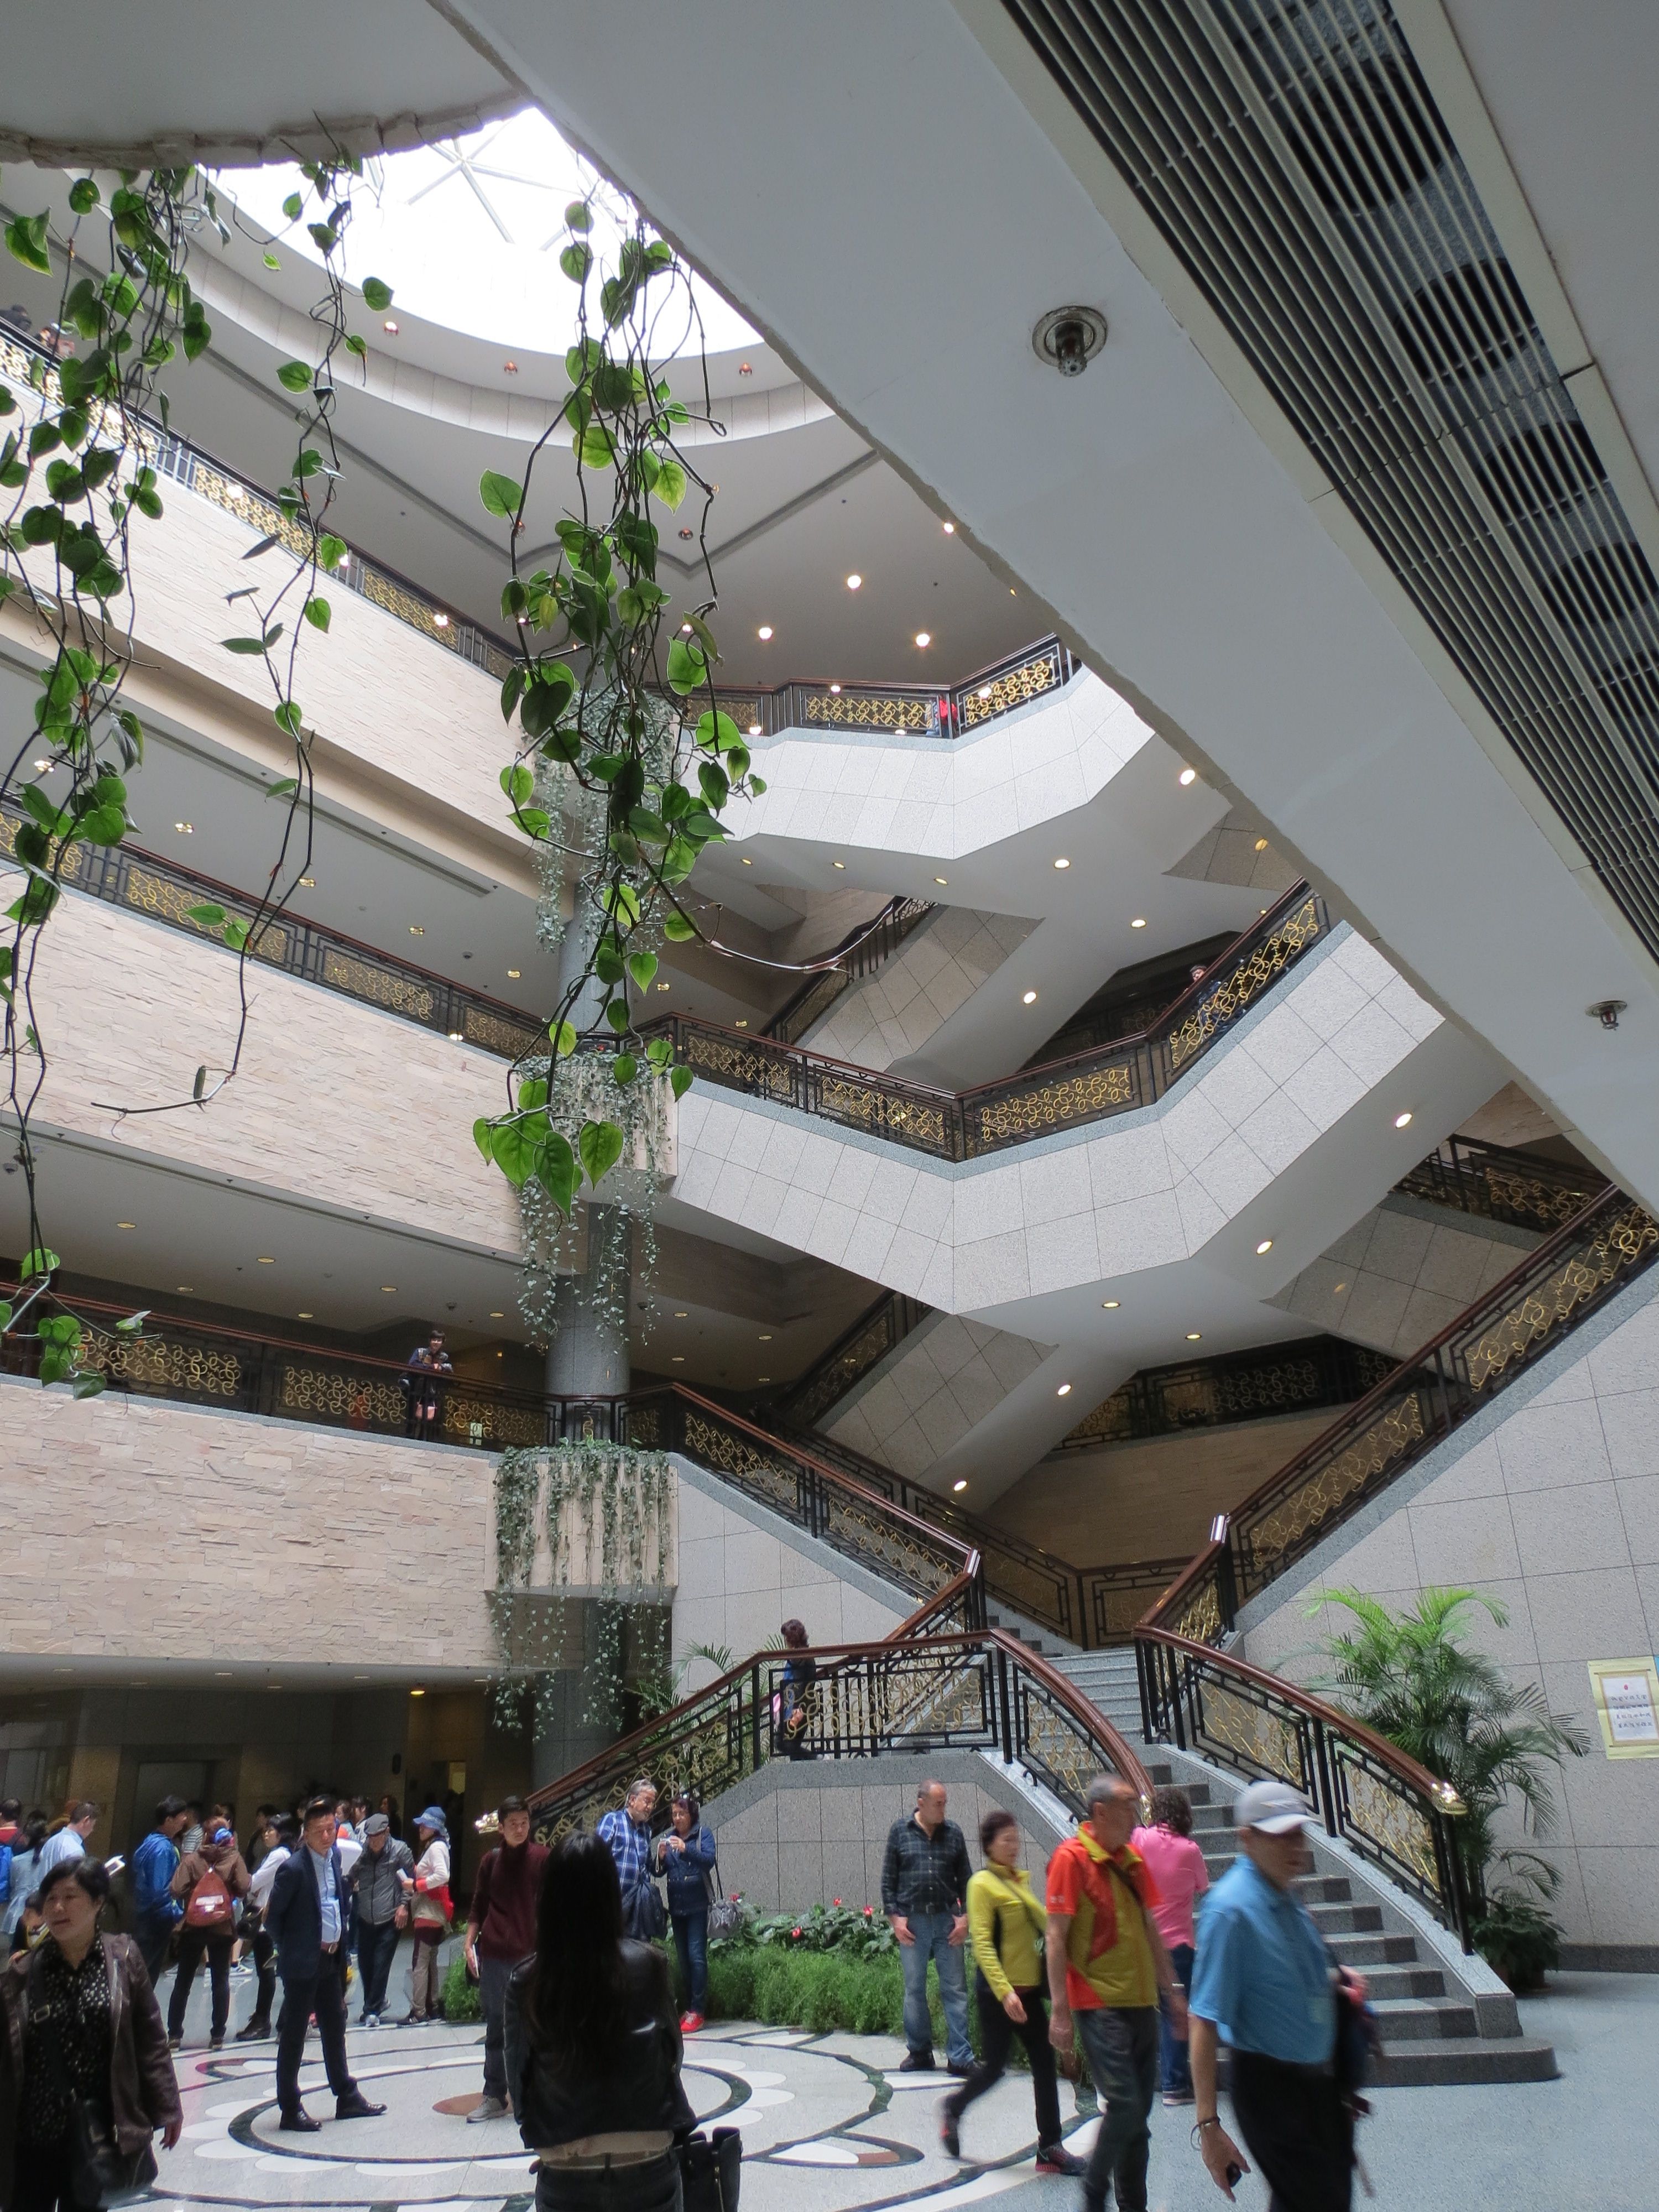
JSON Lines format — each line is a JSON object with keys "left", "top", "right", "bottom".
{"left": 1377, "top": 2037, "right": 1559, "bottom": 2086}
{"left": 1328, "top": 1932, "right": 1420, "bottom": 1966}
{"left": 1362, "top": 1965, "right": 1448, "bottom": 2001}
{"left": 1370, "top": 1996, "right": 1478, "bottom": 2042}
{"left": 1307, "top": 1901, "right": 1385, "bottom": 1934}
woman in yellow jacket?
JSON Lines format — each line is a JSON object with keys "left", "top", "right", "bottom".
{"left": 938, "top": 1810, "right": 1083, "bottom": 2174}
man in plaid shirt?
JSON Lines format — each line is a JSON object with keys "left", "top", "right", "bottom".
{"left": 881, "top": 1779, "right": 974, "bottom": 2073}
{"left": 597, "top": 1778, "right": 659, "bottom": 1937}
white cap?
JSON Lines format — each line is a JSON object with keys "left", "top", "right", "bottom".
{"left": 1233, "top": 1779, "right": 1318, "bottom": 1835}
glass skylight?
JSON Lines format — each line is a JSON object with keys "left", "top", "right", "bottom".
{"left": 222, "top": 108, "right": 757, "bottom": 358}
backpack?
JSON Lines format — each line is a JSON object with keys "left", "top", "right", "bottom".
{"left": 184, "top": 1862, "right": 234, "bottom": 1929}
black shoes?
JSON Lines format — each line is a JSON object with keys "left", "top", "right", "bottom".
{"left": 279, "top": 2110, "right": 321, "bottom": 2133}
{"left": 899, "top": 2050, "right": 936, "bottom": 2073}
{"left": 233, "top": 2018, "right": 270, "bottom": 2043}
{"left": 938, "top": 2104, "right": 962, "bottom": 2159}
{"left": 946, "top": 2062, "right": 973, "bottom": 2079}
{"left": 335, "top": 2094, "right": 386, "bottom": 2120}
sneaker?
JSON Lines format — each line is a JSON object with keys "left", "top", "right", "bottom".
{"left": 166, "top": 2034, "right": 182, "bottom": 2055}
{"left": 1161, "top": 2089, "right": 1195, "bottom": 2107}
{"left": 467, "top": 2096, "right": 508, "bottom": 2125}
{"left": 679, "top": 2012, "right": 705, "bottom": 2034}
{"left": 208, "top": 2034, "right": 225, "bottom": 2053}
{"left": 898, "top": 2050, "right": 936, "bottom": 2073}
{"left": 938, "top": 2105, "right": 962, "bottom": 2159}
{"left": 1035, "top": 2145, "right": 1086, "bottom": 2177}
{"left": 361, "top": 2013, "right": 380, "bottom": 2030}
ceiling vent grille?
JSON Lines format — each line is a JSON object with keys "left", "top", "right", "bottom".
{"left": 1004, "top": 0, "right": 1659, "bottom": 958}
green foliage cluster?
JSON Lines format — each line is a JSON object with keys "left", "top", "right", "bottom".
{"left": 1311, "top": 1585, "right": 1590, "bottom": 1974}
{"left": 441, "top": 1952, "right": 483, "bottom": 2023}
{"left": 735, "top": 1900, "right": 900, "bottom": 1960}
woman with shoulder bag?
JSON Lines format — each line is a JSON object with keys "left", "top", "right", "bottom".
{"left": 654, "top": 1797, "right": 716, "bottom": 2036}
{"left": 166, "top": 1823, "right": 249, "bottom": 2054}
{"left": 772, "top": 1621, "right": 816, "bottom": 1761}
{"left": 507, "top": 1834, "right": 695, "bottom": 2212}
{"left": 0, "top": 1856, "right": 182, "bottom": 2212}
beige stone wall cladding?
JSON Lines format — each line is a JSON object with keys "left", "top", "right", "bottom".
{"left": 1241, "top": 1277, "right": 1659, "bottom": 1949}
{"left": 805, "top": 909, "right": 1036, "bottom": 1073}
{"left": 1274, "top": 1195, "right": 1537, "bottom": 1361}
{"left": 672, "top": 1476, "right": 905, "bottom": 1695}
{"left": 1, "top": 1379, "right": 500, "bottom": 1670}
{"left": 22, "top": 890, "right": 519, "bottom": 1250}
{"left": 826, "top": 1314, "right": 1047, "bottom": 1479}
{"left": 486, "top": 1450, "right": 679, "bottom": 1596}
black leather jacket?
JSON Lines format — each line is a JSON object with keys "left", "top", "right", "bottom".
{"left": 505, "top": 1940, "right": 693, "bottom": 2149}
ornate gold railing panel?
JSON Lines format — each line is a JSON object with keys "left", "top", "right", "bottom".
{"left": 1166, "top": 894, "right": 1323, "bottom": 1072}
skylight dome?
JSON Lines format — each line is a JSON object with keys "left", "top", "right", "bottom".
{"left": 223, "top": 109, "right": 757, "bottom": 358}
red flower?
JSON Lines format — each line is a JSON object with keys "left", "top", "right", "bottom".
{"left": 791, "top": 1926, "right": 802, "bottom": 1939}
{"left": 832, "top": 1898, "right": 842, "bottom": 1907}
{"left": 862, "top": 1906, "right": 873, "bottom": 1917}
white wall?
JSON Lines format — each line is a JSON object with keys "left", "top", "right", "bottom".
{"left": 1240, "top": 1267, "right": 1659, "bottom": 1954}
{"left": 806, "top": 906, "right": 1034, "bottom": 1073}
{"left": 1273, "top": 1195, "right": 1539, "bottom": 1360}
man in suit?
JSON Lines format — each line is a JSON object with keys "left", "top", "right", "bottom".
{"left": 265, "top": 1797, "right": 387, "bottom": 2132}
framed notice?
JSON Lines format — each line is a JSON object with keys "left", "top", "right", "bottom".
{"left": 1587, "top": 1657, "right": 1659, "bottom": 1759}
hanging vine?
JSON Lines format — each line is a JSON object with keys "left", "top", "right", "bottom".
{"left": 489, "top": 1439, "right": 674, "bottom": 1733}
{"left": 0, "top": 158, "right": 393, "bottom": 1386}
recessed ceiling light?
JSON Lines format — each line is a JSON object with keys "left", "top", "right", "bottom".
{"left": 758, "top": 1376, "right": 771, "bottom": 1383}
{"left": 914, "top": 631, "right": 931, "bottom": 648}
{"left": 1022, "top": 989, "right": 1038, "bottom": 1004}
{"left": 846, "top": 573, "right": 862, "bottom": 591}
{"left": 409, "top": 924, "right": 424, "bottom": 936}
{"left": 681, "top": 622, "right": 693, "bottom": 634}
{"left": 738, "top": 361, "right": 753, "bottom": 375}
{"left": 296, "top": 1311, "right": 313, "bottom": 1319}
{"left": 832, "top": 859, "right": 846, "bottom": 869}
{"left": 1394, "top": 1111, "right": 1413, "bottom": 1129}
{"left": 1102, "top": 1300, "right": 1120, "bottom": 1310}
{"left": 1334, "top": 1282, "right": 1347, "bottom": 1295}
{"left": 830, "top": 682, "right": 842, "bottom": 694}
{"left": 952, "top": 1478, "right": 968, "bottom": 1492}
{"left": 176, "top": 1285, "right": 194, "bottom": 1293}
{"left": 507, "top": 967, "right": 521, "bottom": 978}
{"left": 735, "top": 1019, "right": 749, "bottom": 1029}
{"left": 1256, "top": 1239, "right": 1274, "bottom": 1255}
{"left": 671, "top": 1354, "right": 686, "bottom": 1363}
{"left": 116, "top": 1220, "right": 136, "bottom": 1230}
{"left": 299, "top": 876, "right": 315, "bottom": 888}
{"left": 1186, "top": 1331, "right": 1202, "bottom": 1342}
{"left": 409, "top": 1686, "right": 425, "bottom": 1697}
{"left": 215, "top": 1670, "right": 233, "bottom": 1678}
{"left": 1057, "top": 1383, "right": 1072, "bottom": 1397}
{"left": 175, "top": 821, "right": 192, "bottom": 833}
{"left": 942, "top": 521, "right": 956, "bottom": 535}
{"left": 383, "top": 318, "right": 399, "bottom": 333}
{"left": 748, "top": 721, "right": 762, "bottom": 736}
{"left": 503, "top": 359, "right": 518, "bottom": 374}
{"left": 256, "top": 1255, "right": 275, "bottom": 1264}
{"left": 679, "top": 527, "right": 693, "bottom": 540}
{"left": 433, "top": 612, "right": 450, "bottom": 629}
{"left": 759, "top": 1333, "right": 773, "bottom": 1342}
{"left": 1254, "top": 837, "right": 1269, "bottom": 851}
{"left": 656, "top": 980, "right": 671, "bottom": 991}
{"left": 1053, "top": 857, "right": 1070, "bottom": 870}
{"left": 674, "top": 1311, "right": 688, "bottom": 1318}
{"left": 491, "top": 1311, "right": 505, "bottom": 1319}
{"left": 935, "top": 876, "right": 948, "bottom": 885}
{"left": 447, "top": 1030, "right": 465, "bottom": 1042}
{"left": 380, "top": 1285, "right": 397, "bottom": 1293}
{"left": 1130, "top": 917, "right": 1146, "bottom": 929}
{"left": 757, "top": 625, "right": 773, "bottom": 640}
{"left": 1178, "top": 768, "right": 1197, "bottom": 786}
{"left": 977, "top": 685, "right": 992, "bottom": 700}
{"left": 740, "top": 857, "right": 753, "bottom": 866}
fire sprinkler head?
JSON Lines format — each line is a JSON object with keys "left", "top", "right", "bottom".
{"left": 1032, "top": 304, "right": 1108, "bottom": 378}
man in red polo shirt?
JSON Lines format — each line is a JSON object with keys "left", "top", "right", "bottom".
{"left": 463, "top": 1796, "right": 548, "bottom": 2122}
{"left": 1047, "top": 1774, "right": 1186, "bottom": 2212}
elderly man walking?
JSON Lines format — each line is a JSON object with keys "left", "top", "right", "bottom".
{"left": 1188, "top": 1780, "right": 1366, "bottom": 2211}
{"left": 349, "top": 1812, "right": 413, "bottom": 2027}
{"left": 597, "top": 1778, "right": 662, "bottom": 1940}
{"left": 881, "top": 1779, "right": 974, "bottom": 2075}
{"left": 1046, "top": 1774, "right": 1187, "bottom": 2212}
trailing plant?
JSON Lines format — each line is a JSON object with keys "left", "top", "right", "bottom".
{"left": 0, "top": 158, "right": 390, "bottom": 1384}
{"left": 469, "top": 180, "right": 771, "bottom": 1222}
{"left": 489, "top": 1440, "right": 674, "bottom": 1733}
{"left": 1308, "top": 1586, "right": 1589, "bottom": 1939}
{"left": 1469, "top": 1887, "right": 1563, "bottom": 1995}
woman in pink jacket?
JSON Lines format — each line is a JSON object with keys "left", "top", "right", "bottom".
{"left": 1130, "top": 1785, "right": 1209, "bottom": 2105}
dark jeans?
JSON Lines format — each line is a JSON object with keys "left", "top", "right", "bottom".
{"left": 480, "top": 1953, "right": 514, "bottom": 2102}
{"left": 249, "top": 1924, "right": 276, "bottom": 2027}
{"left": 535, "top": 2148, "right": 682, "bottom": 2212}
{"left": 1229, "top": 2049, "right": 1354, "bottom": 2212}
{"left": 169, "top": 1927, "right": 234, "bottom": 2041}
{"left": 944, "top": 1980, "right": 1063, "bottom": 2149}
{"left": 1160, "top": 1943, "right": 1194, "bottom": 2095}
{"left": 134, "top": 1914, "right": 174, "bottom": 1992}
{"left": 1075, "top": 2005, "right": 1159, "bottom": 2212}
{"left": 356, "top": 1918, "right": 399, "bottom": 2018}
{"left": 276, "top": 1957, "right": 357, "bottom": 2117}
{"left": 11, "top": 2136, "right": 99, "bottom": 2212}
{"left": 671, "top": 1910, "right": 708, "bottom": 2015}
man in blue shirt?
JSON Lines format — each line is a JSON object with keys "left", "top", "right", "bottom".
{"left": 1188, "top": 1780, "right": 1364, "bottom": 2210}
{"left": 597, "top": 1778, "right": 659, "bottom": 1939}
{"left": 265, "top": 1798, "right": 387, "bottom": 2133}
{"left": 130, "top": 1794, "right": 191, "bottom": 1986}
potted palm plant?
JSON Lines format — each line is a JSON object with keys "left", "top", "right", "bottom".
{"left": 1308, "top": 1587, "right": 1589, "bottom": 1991}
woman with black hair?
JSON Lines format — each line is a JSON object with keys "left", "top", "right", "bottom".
{"left": 0, "top": 1856, "right": 182, "bottom": 2211}
{"left": 774, "top": 1620, "right": 816, "bottom": 1760}
{"left": 507, "top": 1833, "right": 693, "bottom": 2212}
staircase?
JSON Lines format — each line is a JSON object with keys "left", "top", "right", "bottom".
{"left": 1046, "top": 1653, "right": 1557, "bottom": 2085}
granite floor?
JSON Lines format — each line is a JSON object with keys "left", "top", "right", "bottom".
{"left": 148, "top": 1964, "right": 1658, "bottom": 2212}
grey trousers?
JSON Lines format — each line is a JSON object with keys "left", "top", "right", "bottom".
{"left": 479, "top": 1953, "right": 515, "bottom": 2101}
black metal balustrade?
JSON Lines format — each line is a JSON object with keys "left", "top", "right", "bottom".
{"left": 770, "top": 1290, "right": 931, "bottom": 1430}
{"left": 0, "top": 806, "right": 546, "bottom": 1065}
{"left": 710, "top": 635, "right": 1079, "bottom": 744}
{"left": 525, "top": 1627, "right": 1150, "bottom": 1849}
{"left": 1394, "top": 1134, "right": 1606, "bottom": 1234}
{"left": 1058, "top": 1334, "right": 1396, "bottom": 1452}
{"left": 765, "top": 896, "right": 936, "bottom": 1046}
{"left": 656, "top": 881, "right": 1331, "bottom": 1161}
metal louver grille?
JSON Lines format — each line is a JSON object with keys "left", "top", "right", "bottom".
{"left": 1004, "top": 0, "right": 1659, "bottom": 957}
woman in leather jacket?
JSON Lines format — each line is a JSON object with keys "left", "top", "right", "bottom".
{"left": 506, "top": 1834, "right": 693, "bottom": 2212}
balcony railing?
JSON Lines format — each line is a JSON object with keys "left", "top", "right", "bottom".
{"left": 658, "top": 880, "right": 1330, "bottom": 1161}
{"left": 1057, "top": 1333, "right": 1396, "bottom": 1452}
{"left": 770, "top": 1289, "right": 931, "bottom": 1430}
{"left": 764, "top": 895, "right": 936, "bottom": 1046}
{"left": 1394, "top": 1134, "right": 1606, "bottom": 1234}
{"left": 0, "top": 805, "right": 546, "bottom": 1064}
{"left": 525, "top": 1627, "right": 1149, "bottom": 1849}
{"left": 4, "top": 328, "right": 1077, "bottom": 746}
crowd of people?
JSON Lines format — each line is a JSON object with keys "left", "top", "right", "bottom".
{"left": 0, "top": 1754, "right": 1366, "bottom": 2212}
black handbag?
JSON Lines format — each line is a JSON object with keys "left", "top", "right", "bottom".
{"left": 29, "top": 1953, "right": 159, "bottom": 2208}
{"left": 625, "top": 1876, "right": 667, "bottom": 1943}
{"left": 678, "top": 2126, "right": 742, "bottom": 2212}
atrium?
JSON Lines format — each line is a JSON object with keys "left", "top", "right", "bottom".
{"left": 2, "top": 6, "right": 1657, "bottom": 2209}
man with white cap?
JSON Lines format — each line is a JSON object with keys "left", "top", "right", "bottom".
{"left": 1187, "top": 1779, "right": 1364, "bottom": 2210}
